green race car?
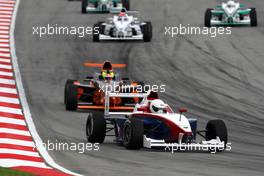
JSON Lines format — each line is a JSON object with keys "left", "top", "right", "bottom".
{"left": 82, "top": 0, "right": 130, "bottom": 13}
{"left": 205, "top": 0, "right": 257, "bottom": 27}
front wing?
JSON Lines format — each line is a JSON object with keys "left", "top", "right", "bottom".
{"left": 210, "top": 19, "right": 251, "bottom": 26}
{"left": 86, "top": 6, "right": 123, "bottom": 13}
{"left": 143, "top": 135, "right": 226, "bottom": 152}
{"left": 99, "top": 34, "right": 143, "bottom": 41}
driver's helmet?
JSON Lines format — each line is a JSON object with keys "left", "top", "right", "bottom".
{"left": 118, "top": 8, "right": 127, "bottom": 18}
{"left": 101, "top": 70, "right": 115, "bottom": 80}
{"left": 150, "top": 99, "right": 167, "bottom": 113}
{"left": 226, "top": 0, "right": 235, "bottom": 5}
{"left": 119, "top": 12, "right": 126, "bottom": 17}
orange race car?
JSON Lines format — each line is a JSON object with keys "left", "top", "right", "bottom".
{"left": 64, "top": 61, "right": 145, "bottom": 111}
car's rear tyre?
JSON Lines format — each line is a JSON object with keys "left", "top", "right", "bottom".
{"left": 206, "top": 119, "right": 228, "bottom": 147}
{"left": 65, "top": 83, "right": 78, "bottom": 111}
{"left": 142, "top": 22, "right": 152, "bottom": 42}
{"left": 250, "top": 8, "right": 257, "bottom": 27}
{"left": 64, "top": 79, "right": 75, "bottom": 105}
{"left": 205, "top": 8, "right": 212, "bottom": 27}
{"left": 122, "top": 0, "right": 130, "bottom": 10}
{"left": 93, "top": 23, "right": 102, "bottom": 42}
{"left": 123, "top": 118, "right": 144, "bottom": 150}
{"left": 86, "top": 112, "right": 106, "bottom": 143}
{"left": 82, "top": 0, "right": 88, "bottom": 14}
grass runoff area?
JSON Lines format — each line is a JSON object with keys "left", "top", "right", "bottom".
{"left": 0, "top": 167, "right": 34, "bottom": 176}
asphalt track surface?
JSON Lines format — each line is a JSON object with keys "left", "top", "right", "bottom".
{"left": 15, "top": 0, "right": 264, "bottom": 175}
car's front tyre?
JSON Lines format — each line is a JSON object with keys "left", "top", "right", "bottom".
{"left": 141, "top": 22, "right": 152, "bottom": 42}
{"left": 82, "top": 0, "right": 88, "bottom": 14}
{"left": 205, "top": 8, "right": 212, "bottom": 27}
{"left": 123, "top": 118, "right": 144, "bottom": 150}
{"left": 250, "top": 8, "right": 257, "bottom": 27}
{"left": 205, "top": 119, "right": 228, "bottom": 148}
{"left": 86, "top": 112, "right": 106, "bottom": 143}
{"left": 65, "top": 83, "right": 78, "bottom": 111}
{"left": 64, "top": 79, "right": 75, "bottom": 105}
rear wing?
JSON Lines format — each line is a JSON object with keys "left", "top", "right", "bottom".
{"left": 104, "top": 92, "right": 148, "bottom": 117}
{"left": 84, "top": 62, "right": 126, "bottom": 68}
{"left": 110, "top": 8, "right": 140, "bottom": 14}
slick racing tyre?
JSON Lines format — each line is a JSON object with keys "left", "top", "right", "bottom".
{"left": 204, "top": 8, "right": 212, "bottom": 27}
{"left": 206, "top": 119, "right": 228, "bottom": 148}
{"left": 65, "top": 83, "right": 78, "bottom": 111}
{"left": 64, "top": 79, "right": 75, "bottom": 105}
{"left": 93, "top": 22, "right": 104, "bottom": 42}
{"left": 122, "top": 0, "right": 130, "bottom": 10}
{"left": 123, "top": 118, "right": 144, "bottom": 150}
{"left": 142, "top": 22, "right": 152, "bottom": 42}
{"left": 82, "top": 0, "right": 88, "bottom": 14}
{"left": 250, "top": 8, "right": 257, "bottom": 26}
{"left": 86, "top": 112, "right": 106, "bottom": 143}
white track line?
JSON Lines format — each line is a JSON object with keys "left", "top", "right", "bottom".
{"left": 0, "top": 128, "right": 30, "bottom": 136}
{"left": 0, "top": 11, "right": 12, "bottom": 15}
{"left": 0, "top": 57, "right": 11, "bottom": 62}
{"left": 0, "top": 87, "right": 17, "bottom": 94}
{"left": 0, "top": 57, "right": 11, "bottom": 61}
{"left": 0, "top": 138, "right": 35, "bottom": 147}
{"left": 0, "top": 96, "right": 19, "bottom": 104}
{"left": 0, "top": 117, "right": 25, "bottom": 125}
{"left": 0, "top": 31, "right": 9, "bottom": 35}
{"left": 0, "top": 71, "right": 13, "bottom": 76}
{"left": 0, "top": 64, "right": 11, "bottom": 69}
{"left": 0, "top": 159, "right": 51, "bottom": 168}
{"left": 0, "top": 43, "right": 9, "bottom": 47}
{"left": 0, "top": 39, "right": 9, "bottom": 43}
{"left": 0, "top": 23, "right": 10, "bottom": 27}
{"left": 0, "top": 53, "right": 10, "bottom": 57}
{"left": 0, "top": 78, "right": 15, "bottom": 84}
{"left": 0, "top": 149, "right": 40, "bottom": 157}
{"left": 0, "top": 35, "right": 9, "bottom": 39}
{"left": 0, "top": 7, "right": 13, "bottom": 11}
{"left": 0, "top": 106, "right": 21, "bottom": 115}
{"left": 0, "top": 19, "right": 11, "bottom": 23}
{"left": 0, "top": 26, "right": 9, "bottom": 29}
{"left": 0, "top": 48, "right": 10, "bottom": 52}
{"left": 0, "top": 4, "right": 14, "bottom": 7}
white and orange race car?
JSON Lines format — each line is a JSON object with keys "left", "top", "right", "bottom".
{"left": 64, "top": 61, "right": 145, "bottom": 111}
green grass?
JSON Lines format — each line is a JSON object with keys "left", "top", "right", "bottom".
{"left": 0, "top": 167, "right": 34, "bottom": 176}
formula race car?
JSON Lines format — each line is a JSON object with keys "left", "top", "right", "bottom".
{"left": 64, "top": 61, "right": 145, "bottom": 111}
{"left": 86, "top": 91, "right": 228, "bottom": 152}
{"left": 93, "top": 9, "right": 152, "bottom": 42}
{"left": 82, "top": 0, "right": 130, "bottom": 13}
{"left": 205, "top": 0, "right": 257, "bottom": 27}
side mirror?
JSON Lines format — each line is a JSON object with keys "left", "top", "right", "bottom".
{"left": 178, "top": 108, "right": 188, "bottom": 113}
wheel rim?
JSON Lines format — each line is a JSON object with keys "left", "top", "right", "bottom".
{"left": 87, "top": 117, "right": 93, "bottom": 137}
{"left": 124, "top": 125, "right": 131, "bottom": 144}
